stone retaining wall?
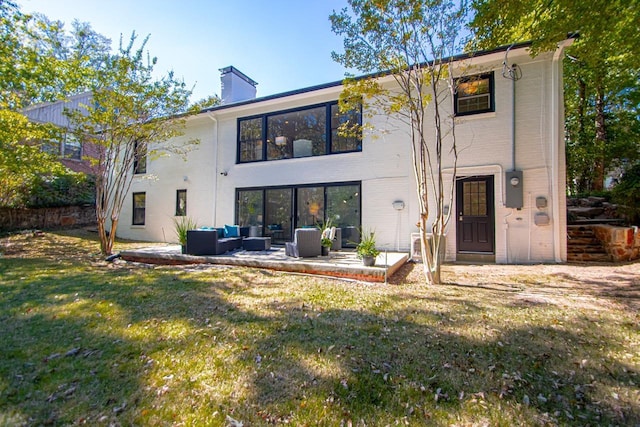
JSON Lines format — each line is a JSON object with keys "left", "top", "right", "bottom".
{"left": 592, "top": 224, "right": 640, "bottom": 262}
{"left": 0, "top": 205, "right": 96, "bottom": 232}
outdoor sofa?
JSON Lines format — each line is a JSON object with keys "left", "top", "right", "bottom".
{"left": 186, "top": 226, "right": 250, "bottom": 256}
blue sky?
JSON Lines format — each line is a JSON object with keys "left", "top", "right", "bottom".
{"left": 17, "top": 0, "right": 352, "bottom": 102}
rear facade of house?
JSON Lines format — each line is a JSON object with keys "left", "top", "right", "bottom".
{"left": 116, "top": 42, "right": 571, "bottom": 264}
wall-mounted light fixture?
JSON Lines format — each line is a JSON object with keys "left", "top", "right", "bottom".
{"left": 183, "top": 175, "right": 188, "bottom": 182}
{"left": 392, "top": 200, "right": 405, "bottom": 210}
{"left": 220, "top": 171, "right": 228, "bottom": 176}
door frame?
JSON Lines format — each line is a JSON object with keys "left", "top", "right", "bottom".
{"left": 455, "top": 175, "right": 496, "bottom": 260}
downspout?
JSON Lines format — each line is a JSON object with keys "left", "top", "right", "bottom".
{"left": 511, "top": 65, "right": 517, "bottom": 171}
{"left": 207, "top": 113, "right": 219, "bottom": 227}
{"left": 502, "top": 46, "right": 522, "bottom": 262}
{"left": 503, "top": 45, "right": 521, "bottom": 171}
{"left": 508, "top": 63, "right": 516, "bottom": 264}
{"left": 551, "top": 40, "right": 571, "bottom": 263}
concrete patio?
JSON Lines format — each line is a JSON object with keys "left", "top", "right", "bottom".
{"left": 120, "top": 245, "right": 409, "bottom": 283}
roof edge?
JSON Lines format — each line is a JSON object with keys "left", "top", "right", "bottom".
{"left": 201, "top": 37, "right": 576, "bottom": 114}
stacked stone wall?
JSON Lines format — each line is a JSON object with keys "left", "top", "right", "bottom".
{"left": 592, "top": 225, "right": 640, "bottom": 262}
{"left": 0, "top": 206, "right": 96, "bottom": 232}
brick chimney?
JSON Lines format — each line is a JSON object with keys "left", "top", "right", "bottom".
{"left": 219, "top": 66, "right": 257, "bottom": 104}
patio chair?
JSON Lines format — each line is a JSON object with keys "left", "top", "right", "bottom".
{"left": 285, "top": 228, "right": 322, "bottom": 258}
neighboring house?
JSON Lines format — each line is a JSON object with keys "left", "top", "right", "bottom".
{"left": 23, "top": 92, "right": 99, "bottom": 175}
{"left": 117, "top": 41, "right": 571, "bottom": 264}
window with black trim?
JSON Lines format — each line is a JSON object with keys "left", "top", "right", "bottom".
{"left": 176, "top": 189, "right": 187, "bottom": 216}
{"left": 63, "top": 133, "right": 82, "bottom": 160}
{"left": 331, "top": 103, "right": 361, "bottom": 153}
{"left": 235, "top": 182, "right": 361, "bottom": 247}
{"left": 239, "top": 117, "right": 263, "bottom": 162}
{"left": 132, "top": 192, "right": 146, "bottom": 225}
{"left": 267, "top": 106, "right": 325, "bottom": 160}
{"left": 237, "top": 101, "right": 361, "bottom": 163}
{"left": 455, "top": 73, "right": 494, "bottom": 116}
{"left": 133, "top": 140, "right": 147, "bottom": 174}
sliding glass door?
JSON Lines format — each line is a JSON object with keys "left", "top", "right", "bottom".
{"left": 326, "top": 184, "right": 360, "bottom": 246}
{"left": 265, "top": 188, "right": 292, "bottom": 244}
{"left": 236, "top": 190, "right": 263, "bottom": 230}
{"left": 236, "top": 182, "right": 360, "bottom": 247}
{"left": 296, "top": 187, "right": 324, "bottom": 228}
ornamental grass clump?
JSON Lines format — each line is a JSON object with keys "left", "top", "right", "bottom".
{"left": 173, "top": 216, "right": 198, "bottom": 246}
{"left": 356, "top": 228, "right": 380, "bottom": 265}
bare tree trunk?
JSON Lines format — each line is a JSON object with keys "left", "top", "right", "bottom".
{"left": 577, "top": 79, "right": 587, "bottom": 146}
{"left": 97, "top": 217, "right": 110, "bottom": 255}
{"left": 106, "top": 217, "right": 118, "bottom": 255}
{"left": 573, "top": 79, "right": 589, "bottom": 193}
{"left": 419, "top": 215, "right": 438, "bottom": 284}
{"left": 593, "top": 81, "right": 606, "bottom": 191}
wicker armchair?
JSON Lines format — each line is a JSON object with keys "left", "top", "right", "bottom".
{"left": 285, "top": 228, "right": 322, "bottom": 258}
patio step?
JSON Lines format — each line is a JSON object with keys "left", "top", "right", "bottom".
{"left": 567, "top": 226, "right": 611, "bottom": 262}
{"left": 119, "top": 245, "right": 409, "bottom": 283}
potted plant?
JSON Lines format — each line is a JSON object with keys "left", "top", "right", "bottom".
{"left": 321, "top": 234, "right": 333, "bottom": 256}
{"left": 317, "top": 217, "right": 334, "bottom": 256}
{"left": 173, "top": 216, "right": 198, "bottom": 254}
{"left": 356, "top": 228, "right": 380, "bottom": 266}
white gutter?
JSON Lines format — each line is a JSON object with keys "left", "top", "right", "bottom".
{"left": 207, "top": 113, "right": 219, "bottom": 227}
{"left": 550, "top": 40, "right": 572, "bottom": 262}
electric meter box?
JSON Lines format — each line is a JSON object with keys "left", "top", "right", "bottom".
{"left": 505, "top": 170, "right": 523, "bottom": 208}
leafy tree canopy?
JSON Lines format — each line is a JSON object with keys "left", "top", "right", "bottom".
{"left": 331, "top": 0, "right": 468, "bottom": 284}
{"left": 66, "top": 33, "right": 197, "bottom": 255}
{"left": 469, "top": 0, "right": 640, "bottom": 192}
{"left": 0, "top": 1, "right": 68, "bottom": 206}
{"left": 1, "top": 2, "right": 202, "bottom": 255}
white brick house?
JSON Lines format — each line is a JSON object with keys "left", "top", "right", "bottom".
{"left": 116, "top": 41, "right": 571, "bottom": 264}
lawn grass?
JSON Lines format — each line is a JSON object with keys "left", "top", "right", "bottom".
{"left": 0, "top": 229, "right": 638, "bottom": 426}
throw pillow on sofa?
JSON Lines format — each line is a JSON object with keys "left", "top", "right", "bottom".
{"left": 224, "top": 224, "right": 240, "bottom": 237}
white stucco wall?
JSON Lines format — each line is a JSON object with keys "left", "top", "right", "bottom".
{"left": 117, "top": 115, "right": 218, "bottom": 243}
{"left": 115, "top": 43, "right": 568, "bottom": 263}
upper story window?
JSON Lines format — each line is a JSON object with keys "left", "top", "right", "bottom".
{"left": 330, "top": 103, "right": 361, "bottom": 153}
{"left": 40, "top": 132, "right": 82, "bottom": 160}
{"left": 237, "top": 101, "right": 361, "bottom": 163}
{"left": 455, "top": 72, "right": 494, "bottom": 116}
{"left": 133, "top": 140, "right": 147, "bottom": 174}
{"left": 239, "top": 118, "right": 263, "bottom": 162}
{"left": 267, "top": 106, "right": 325, "bottom": 160}
{"left": 63, "top": 133, "right": 82, "bottom": 160}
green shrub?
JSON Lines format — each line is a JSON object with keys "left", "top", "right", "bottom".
{"left": 611, "top": 163, "right": 640, "bottom": 225}
{"left": 23, "top": 172, "right": 96, "bottom": 208}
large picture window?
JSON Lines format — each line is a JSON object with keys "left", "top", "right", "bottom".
{"left": 267, "top": 106, "right": 325, "bottom": 160}
{"left": 237, "top": 101, "right": 361, "bottom": 163}
{"left": 236, "top": 182, "right": 361, "bottom": 247}
{"left": 455, "top": 73, "right": 494, "bottom": 116}
{"left": 132, "top": 192, "right": 146, "bottom": 225}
